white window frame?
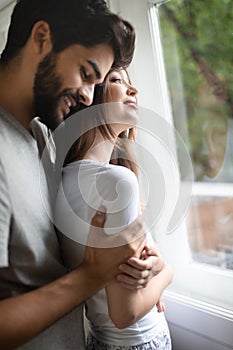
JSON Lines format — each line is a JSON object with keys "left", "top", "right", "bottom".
{"left": 148, "top": 0, "right": 233, "bottom": 312}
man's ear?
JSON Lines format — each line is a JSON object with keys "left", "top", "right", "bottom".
{"left": 31, "top": 20, "right": 52, "bottom": 55}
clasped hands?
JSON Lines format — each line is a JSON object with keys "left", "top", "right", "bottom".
{"left": 85, "top": 208, "right": 165, "bottom": 295}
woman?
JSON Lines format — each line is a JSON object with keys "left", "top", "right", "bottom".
{"left": 55, "top": 68, "right": 172, "bottom": 349}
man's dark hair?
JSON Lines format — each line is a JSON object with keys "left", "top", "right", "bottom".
{"left": 1, "top": 0, "right": 135, "bottom": 69}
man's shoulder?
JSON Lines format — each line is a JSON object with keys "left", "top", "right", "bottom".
{"left": 0, "top": 107, "right": 31, "bottom": 141}
{"left": 0, "top": 109, "right": 18, "bottom": 145}
{"left": 0, "top": 108, "right": 12, "bottom": 132}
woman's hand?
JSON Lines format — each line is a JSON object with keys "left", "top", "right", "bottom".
{"left": 156, "top": 296, "right": 166, "bottom": 313}
{"left": 117, "top": 242, "right": 165, "bottom": 290}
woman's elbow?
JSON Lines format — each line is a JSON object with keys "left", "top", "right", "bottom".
{"left": 110, "top": 313, "right": 138, "bottom": 329}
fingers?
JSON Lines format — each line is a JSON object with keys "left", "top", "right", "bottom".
{"left": 156, "top": 297, "right": 166, "bottom": 312}
{"left": 127, "top": 256, "right": 154, "bottom": 271}
{"left": 144, "top": 239, "right": 161, "bottom": 257}
{"left": 143, "top": 245, "right": 157, "bottom": 257}
{"left": 117, "top": 262, "right": 151, "bottom": 290}
{"left": 118, "top": 262, "right": 151, "bottom": 279}
{"left": 117, "top": 272, "right": 149, "bottom": 289}
{"left": 90, "top": 206, "right": 106, "bottom": 227}
{"left": 127, "top": 255, "right": 163, "bottom": 277}
{"left": 87, "top": 206, "right": 108, "bottom": 247}
{"left": 129, "top": 254, "right": 164, "bottom": 277}
{"left": 117, "top": 255, "right": 162, "bottom": 289}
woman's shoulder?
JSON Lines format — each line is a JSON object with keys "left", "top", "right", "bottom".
{"left": 102, "top": 163, "right": 138, "bottom": 184}
{"left": 98, "top": 164, "right": 139, "bottom": 204}
{"left": 62, "top": 161, "right": 139, "bottom": 198}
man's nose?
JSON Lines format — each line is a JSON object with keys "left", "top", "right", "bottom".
{"left": 78, "top": 84, "right": 95, "bottom": 106}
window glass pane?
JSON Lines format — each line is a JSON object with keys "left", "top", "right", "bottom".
{"left": 158, "top": 0, "right": 233, "bottom": 270}
{"left": 187, "top": 189, "right": 233, "bottom": 270}
{"left": 158, "top": 0, "right": 233, "bottom": 182}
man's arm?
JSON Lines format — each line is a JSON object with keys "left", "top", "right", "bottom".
{"left": 0, "top": 211, "right": 145, "bottom": 349}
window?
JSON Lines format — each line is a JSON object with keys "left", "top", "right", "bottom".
{"left": 158, "top": 0, "right": 233, "bottom": 182}
{"left": 157, "top": 0, "right": 233, "bottom": 272}
{"left": 147, "top": 0, "right": 233, "bottom": 310}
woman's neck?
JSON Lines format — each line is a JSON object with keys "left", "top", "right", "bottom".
{"left": 83, "top": 130, "right": 116, "bottom": 164}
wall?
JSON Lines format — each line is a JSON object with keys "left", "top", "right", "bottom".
{"left": 0, "top": 0, "right": 16, "bottom": 52}
{"left": 165, "top": 292, "right": 233, "bottom": 350}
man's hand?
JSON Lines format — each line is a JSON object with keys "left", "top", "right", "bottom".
{"left": 117, "top": 241, "right": 165, "bottom": 290}
{"left": 83, "top": 208, "right": 146, "bottom": 287}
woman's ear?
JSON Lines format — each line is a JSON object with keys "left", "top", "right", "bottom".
{"left": 31, "top": 20, "right": 52, "bottom": 55}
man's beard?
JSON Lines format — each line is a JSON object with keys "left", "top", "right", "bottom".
{"left": 33, "top": 51, "right": 79, "bottom": 131}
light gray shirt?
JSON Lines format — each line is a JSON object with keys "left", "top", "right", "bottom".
{"left": 0, "top": 109, "right": 85, "bottom": 349}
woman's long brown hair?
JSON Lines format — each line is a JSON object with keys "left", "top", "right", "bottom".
{"left": 64, "top": 69, "right": 138, "bottom": 177}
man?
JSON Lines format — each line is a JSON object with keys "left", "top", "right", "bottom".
{"left": 0, "top": 1, "right": 164, "bottom": 349}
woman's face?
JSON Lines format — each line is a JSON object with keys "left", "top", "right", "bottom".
{"left": 104, "top": 69, "right": 139, "bottom": 134}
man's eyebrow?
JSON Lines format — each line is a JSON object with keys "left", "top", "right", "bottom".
{"left": 87, "top": 60, "right": 101, "bottom": 79}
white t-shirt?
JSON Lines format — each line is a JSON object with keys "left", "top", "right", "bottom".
{"left": 55, "top": 159, "right": 168, "bottom": 346}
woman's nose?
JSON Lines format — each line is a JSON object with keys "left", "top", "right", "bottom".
{"left": 78, "top": 84, "right": 95, "bottom": 106}
{"left": 127, "top": 84, "right": 139, "bottom": 96}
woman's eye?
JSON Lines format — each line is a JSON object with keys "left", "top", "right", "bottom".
{"left": 111, "top": 78, "right": 123, "bottom": 84}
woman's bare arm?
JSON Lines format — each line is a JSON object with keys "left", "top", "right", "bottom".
{"left": 105, "top": 263, "right": 173, "bottom": 329}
